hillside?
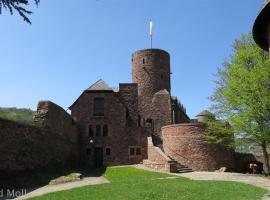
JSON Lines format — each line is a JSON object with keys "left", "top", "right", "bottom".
{"left": 0, "top": 107, "right": 35, "bottom": 125}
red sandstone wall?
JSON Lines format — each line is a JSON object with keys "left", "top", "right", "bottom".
{"left": 119, "top": 83, "right": 139, "bottom": 127}
{"left": 0, "top": 101, "right": 79, "bottom": 172}
{"left": 143, "top": 137, "right": 173, "bottom": 172}
{"left": 132, "top": 49, "right": 171, "bottom": 135}
{"left": 70, "top": 91, "right": 149, "bottom": 167}
{"left": 150, "top": 90, "right": 172, "bottom": 139}
{"left": 162, "top": 123, "right": 235, "bottom": 171}
{"left": 132, "top": 49, "right": 171, "bottom": 98}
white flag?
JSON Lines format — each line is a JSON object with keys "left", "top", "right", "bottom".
{"left": 150, "top": 20, "right": 153, "bottom": 36}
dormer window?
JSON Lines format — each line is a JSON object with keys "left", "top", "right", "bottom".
{"left": 94, "top": 98, "right": 104, "bottom": 116}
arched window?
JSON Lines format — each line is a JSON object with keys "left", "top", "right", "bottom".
{"left": 103, "top": 125, "right": 108, "bottom": 137}
{"left": 96, "top": 125, "right": 101, "bottom": 136}
{"left": 89, "top": 125, "right": 94, "bottom": 137}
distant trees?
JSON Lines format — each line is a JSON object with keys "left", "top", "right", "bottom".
{"left": 0, "top": 107, "right": 35, "bottom": 124}
{"left": 209, "top": 33, "right": 270, "bottom": 174}
{"left": 0, "top": 0, "right": 39, "bottom": 23}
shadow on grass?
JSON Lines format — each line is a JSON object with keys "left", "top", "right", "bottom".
{"left": 0, "top": 167, "right": 107, "bottom": 199}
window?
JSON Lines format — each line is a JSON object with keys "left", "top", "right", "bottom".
{"left": 96, "top": 125, "right": 101, "bottom": 136}
{"left": 94, "top": 98, "right": 105, "bottom": 116}
{"left": 138, "top": 115, "right": 141, "bottom": 127}
{"left": 136, "top": 148, "right": 141, "bottom": 155}
{"left": 89, "top": 125, "right": 94, "bottom": 137}
{"left": 129, "top": 147, "right": 141, "bottom": 156}
{"left": 103, "top": 125, "right": 108, "bottom": 137}
{"left": 86, "top": 148, "right": 92, "bottom": 155}
{"left": 129, "top": 148, "right": 135, "bottom": 156}
{"left": 105, "top": 148, "right": 111, "bottom": 156}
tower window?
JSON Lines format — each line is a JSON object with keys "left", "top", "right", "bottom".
{"left": 141, "top": 57, "right": 145, "bottom": 64}
{"left": 96, "top": 125, "right": 101, "bottom": 136}
{"left": 89, "top": 125, "right": 94, "bottom": 137}
{"left": 94, "top": 98, "right": 104, "bottom": 116}
{"left": 103, "top": 125, "right": 108, "bottom": 137}
{"left": 161, "top": 74, "right": 163, "bottom": 79}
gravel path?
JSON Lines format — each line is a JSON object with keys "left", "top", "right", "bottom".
{"left": 136, "top": 165, "right": 270, "bottom": 200}
{"left": 15, "top": 176, "right": 109, "bottom": 200}
{"left": 176, "top": 172, "right": 270, "bottom": 200}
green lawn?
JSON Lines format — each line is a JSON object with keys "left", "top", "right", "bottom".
{"left": 30, "top": 167, "right": 267, "bottom": 200}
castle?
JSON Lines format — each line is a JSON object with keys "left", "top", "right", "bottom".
{"left": 0, "top": 48, "right": 238, "bottom": 173}
{"left": 67, "top": 48, "right": 235, "bottom": 172}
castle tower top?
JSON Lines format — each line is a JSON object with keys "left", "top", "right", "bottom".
{"left": 132, "top": 48, "right": 171, "bottom": 97}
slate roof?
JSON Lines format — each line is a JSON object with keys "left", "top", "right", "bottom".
{"left": 196, "top": 110, "right": 214, "bottom": 117}
{"left": 86, "top": 79, "right": 113, "bottom": 91}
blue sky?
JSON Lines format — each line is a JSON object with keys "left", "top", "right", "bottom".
{"left": 0, "top": 0, "right": 262, "bottom": 118}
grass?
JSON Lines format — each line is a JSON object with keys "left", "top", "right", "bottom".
{"left": 29, "top": 167, "right": 267, "bottom": 200}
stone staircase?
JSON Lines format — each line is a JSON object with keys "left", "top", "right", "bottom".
{"left": 168, "top": 156, "right": 193, "bottom": 173}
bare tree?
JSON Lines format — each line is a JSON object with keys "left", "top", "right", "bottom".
{"left": 0, "top": 0, "right": 40, "bottom": 24}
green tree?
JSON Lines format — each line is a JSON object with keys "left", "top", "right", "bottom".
{"left": 0, "top": 0, "right": 39, "bottom": 24}
{"left": 209, "top": 33, "right": 270, "bottom": 174}
{"left": 205, "top": 118, "right": 235, "bottom": 150}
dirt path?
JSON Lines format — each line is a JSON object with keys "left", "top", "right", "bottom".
{"left": 15, "top": 176, "right": 109, "bottom": 200}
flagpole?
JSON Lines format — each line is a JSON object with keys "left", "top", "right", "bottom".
{"left": 151, "top": 33, "right": 152, "bottom": 48}
{"left": 150, "top": 19, "right": 153, "bottom": 49}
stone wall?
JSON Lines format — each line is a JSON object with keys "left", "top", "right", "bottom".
{"left": 119, "top": 83, "right": 139, "bottom": 127}
{"left": 0, "top": 101, "right": 79, "bottom": 172}
{"left": 70, "top": 91, "right": 150, "bottom": 167}
{"left": 150, "top": 90, "right": 172, "bottom": 140}
{"left": 143, "top": 137, "right": 174, "bottom": 172}
{"left": 162, "top": 123, "right": 235, "bottom": 171}
{"left": 132, "top": 49, "right": 171, "bottom": 138}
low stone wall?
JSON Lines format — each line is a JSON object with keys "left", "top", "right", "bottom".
{"left": 143, "top": 137, "right": 174, "bottom": 172}
{"left": 162, "top": 123, "right": 235, "bottom": 171}
{"left": 0, "top": 101, "right": 79, "bottom": 172}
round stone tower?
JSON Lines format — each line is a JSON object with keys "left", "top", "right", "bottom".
{"left": 132, "top": 49, "right": 171, "bottom": 97}
{"left": 132, "top": 49, "right": 172, "bottom": 135}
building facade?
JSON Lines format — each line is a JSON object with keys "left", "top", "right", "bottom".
{"left": 69, "top": 48, "right": 190, "bottom": 168}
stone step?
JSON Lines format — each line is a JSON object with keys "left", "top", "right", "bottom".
{"left": 167, "top": 155, "right": 193, "bottom": 174}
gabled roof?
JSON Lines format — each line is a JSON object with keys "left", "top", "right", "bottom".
{"left": 86, "top": 79, "right": 113, "bottom": 91}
